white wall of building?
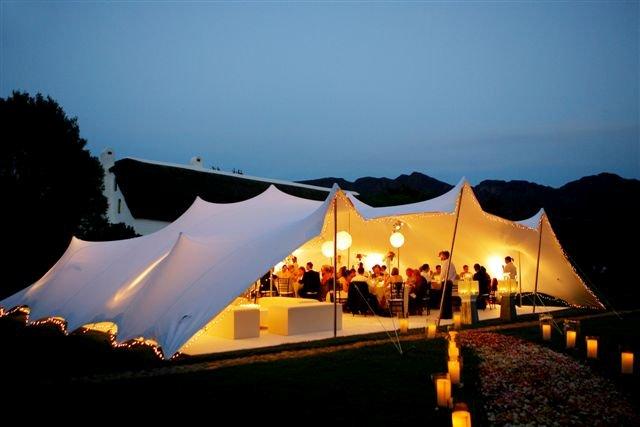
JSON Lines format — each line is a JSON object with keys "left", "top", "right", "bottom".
{"left": 99, "top": 148, "right": 169, "bottom": 235}
{"left": 99, "top": 148, "right": 343, "bottom": 236}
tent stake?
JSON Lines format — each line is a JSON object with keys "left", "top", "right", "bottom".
{"left": 532, "top": 212, "right": 544, "bottom": 314}
{"left": 437, "top": 184, "right": 464, "bottom": 328}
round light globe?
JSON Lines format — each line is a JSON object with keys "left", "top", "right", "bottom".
{"left": 336, "top": 231, "right": 353, "bottom": 251}
{"left": 321, "top": 241, "right": 335, "bottom": 258}
{"left": 389, "top": 231, "right": 405, "bottom": 248}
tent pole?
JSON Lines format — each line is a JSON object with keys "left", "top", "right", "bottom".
{"left": 532, "top": 213, "right": 544, "bottom": 314}
{"left": 333, "top": 195, "right": 338, "bottom": 338}
{"left": 347, "top": 210, "right": 351, "bottom": 268}
{"left": 518, "top": 250, "right": 522, "bottom": 307}
{"left": 437, "top": 184, "right": 464, "bottom": 328}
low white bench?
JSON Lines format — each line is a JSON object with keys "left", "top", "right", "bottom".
{"left": 209, "top": 304, "right": 260, "bottom": 339}
{"left": 267, "top": 300, "right": 342, "bottom": 336}
{"left": 257, "top": 297, "right": 313, "bottom": 327}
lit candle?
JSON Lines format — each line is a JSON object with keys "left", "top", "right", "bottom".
{"left": 426, "top": 321, "right": 437, "bottom": 339}
{"left": 399, "top": 318, "right": 409, "bottom": 334}
{"left": 586, "top": 337, "right": 598, "bottom": 359}
{"left": 448, "top": 341, "right": 460, "bottom": 358}
{"left": 434, "top": 373, "right": 452, "bottom": 408}
{"left": 621, "top": 352, "right": 634, "bottom": 374}
{"left": 453, "top": 312, "right": 462, "bottom": 330}
{"left": 566, "top": 330, "right": 576, "bottom": 349}
{"left": 452, "top": 402, "right": 472, "bottom": 427}
{"left": 542, "top": 324, "right": 551, "bottom": 341}
{"left": 448, "top": 358, "right": 461, "bottom": 385}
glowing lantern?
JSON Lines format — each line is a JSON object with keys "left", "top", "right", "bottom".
{"left": 452, "top": 403, "right": 472, "bottom": 427}
{"left": 453, "top": 312, "right": 462, "bottom": 330}
{"left": 539, "top": 314, "right": 553, "bottom": 341}
{"left": 563, "top": 319, "right": 580, "bottom": 349}
{"left": 566, "top": 330, "right": 576, "bottom": 349}
{"left": 321, "top": 241, "right": 334, "bottom": 258}
{"left": 621, "top": 352, "right": 634, "bottom": 374}
{"left": 586, "top": 336, "right": 598, "bottom": 359}
{"left": 434, "top": 373, "right": 452, "bottom": 408}
{"left": 399, "top": 317, "right": 409, "bottom": 334}
{"left": 448, "top": 357, "right": 461, "bottom": 385}
{"left": 448, "top": 341, "right": 459, "bottom": 358}
{"left": 336, "top": 231, "right": 352, "bottom": 250}
{"left": 426, "top": 321, "right": 437, "bottom": 339}
{"left": 389, "top": 231, "right": 405, "bottom": 248}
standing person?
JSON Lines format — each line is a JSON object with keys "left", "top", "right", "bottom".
{"left": 502, "top": 256, "right": 517, "bottom": 280}
{"left": 439, "top": 250, "right": 457, "bottom": 319}
{"left": 460, "top": 265, "right": 473, "bottom": 280}
{"left": 300, "top": 262, "right": 321, "bottom": 299}
{"left": 473, "top": 263, "right": 490, "bottom": 309}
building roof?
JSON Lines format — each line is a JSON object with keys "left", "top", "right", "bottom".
{"left": 111, "top": 158, "right": 342, "bottom": 222}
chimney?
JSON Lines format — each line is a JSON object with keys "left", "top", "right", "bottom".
{"left": 100, "top": 147, "right": 115, "bottom": 169}
{"left": 190, "top": 156, "right": 204, "bottom": 168}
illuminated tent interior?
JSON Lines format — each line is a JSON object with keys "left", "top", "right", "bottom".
{"left": 0, "top": 181, "right": 602, "bottom": 359}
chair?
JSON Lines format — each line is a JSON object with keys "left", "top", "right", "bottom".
{"left": 277, "top": 277, "right": 295, "bottom": 297}
{"left": 487, "top": 288, "right": 497, "bottom": 310}
{"left": 420, "top": 288, "right": 431, "bottom": 316}
{"left": 347, "top": 281, "right": 375, "bottom": 315}
{"left": 328, "top": 289, "right": 348, "bottom": 304}
{"left": 388, "top": 282, "right": 405, "bottom": 317}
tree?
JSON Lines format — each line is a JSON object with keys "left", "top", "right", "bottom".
{"left": 0, "top": 91, "right": 137, "bottom": 299}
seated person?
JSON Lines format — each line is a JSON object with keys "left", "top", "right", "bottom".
{"left": 320, "top": 265, "right": 334, "bottom": 300}
{"left": 431, "top": 265, "right": 443, "bottom": 290}
{"left": 409, "top": 271, "right": 430, "bottom": 315}
{"left": 259, "top": 270, "right": 278, "bottom": 296}
{"left": 388, "top": 267, "right": 403, "bottom": 286}
{"left": 347, "top": 267, "right": 379, "bottom": 314}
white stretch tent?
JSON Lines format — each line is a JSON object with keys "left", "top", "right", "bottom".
{"left": 0, "top": 182, "right": 602, "bottom": 358}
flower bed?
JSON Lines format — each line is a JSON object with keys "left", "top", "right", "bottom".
{"left": 459, "top": 331, "right": 638, "bottom": 426}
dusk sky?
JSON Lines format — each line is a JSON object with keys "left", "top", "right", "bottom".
{"left": 2, "top": 1, "right": 638, "bottom": 186}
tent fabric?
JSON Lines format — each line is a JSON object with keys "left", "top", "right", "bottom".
{"left": 517, "top": 209, "right": 545, "bottom": 229}
{"left": 345, "top": 178, "right": 465, "bottom": 219}
{"left": 1, "top": 182, "right": 602, "bottom": 358}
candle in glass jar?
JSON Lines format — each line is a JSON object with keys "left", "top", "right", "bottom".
{"left": 448, "top": 358, "right": 461, "bottom": 385}
{"left": 426, "top": 321, "right": 437, "bottom": 339}
{"left": 566, "top": 330, "right": 576, "bottom": 349}
{"left": 621, "top": 352, "right": 634, "bottom": 374}
{"left": 542, "top": 324, "right": 551, "bottom": 341}
{"left": 453, "top": 312, "right": 462, "bottom": 329}
{"left": 399, "top": 318, "right": 409, "bottom": 333}
{"left": 434, "top": 374, "right": 452, "bottom": 408}
{"left": 448, "top": 341, "right": 460, "bottom": 358}
{"left": 451, "top": 402, "right": 472, "bottom": 427}
{"left": 586, "top": 337, "right": 598, "bottom": 359}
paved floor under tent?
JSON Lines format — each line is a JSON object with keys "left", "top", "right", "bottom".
{"left": 183, "top": 305, "right": 564, "bottom": 356}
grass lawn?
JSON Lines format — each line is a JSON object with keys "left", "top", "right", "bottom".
{"left": 2, "top": 310, "right": 638, "bottom": 423}
{"left": 1, "top": 313, "right": 481, "bottom": 423}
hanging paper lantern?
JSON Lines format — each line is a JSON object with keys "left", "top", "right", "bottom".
{"left": 389, "top": 231, "right": 405, "bottom": 248}
{"left": 336, "top": 231, "right": 353, "bottom": 250}
{"left": 321, "top": 241, "right": 335, "bottom": 258}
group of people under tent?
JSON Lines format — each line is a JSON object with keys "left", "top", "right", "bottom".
{"left": 255, "top": 253, "right": 518, "bottom": 319}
